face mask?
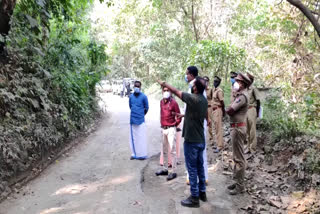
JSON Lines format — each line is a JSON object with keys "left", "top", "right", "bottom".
{"left": 233, "top": 82, "right": 240, "bottom": 91}
{"left": 163, "top": 91, "right": 170, "bottom": 99}
{"left": 185, "top": 75, "right": 189, "bottom": 83}
{"left": 231, "top": 78, "right": 236, "bottom": 85}
{"left": 214, "top": 80, "right": 220, "bottom": 88}
{"left": 134, "top": 87, "right": 140, "bottom": 93}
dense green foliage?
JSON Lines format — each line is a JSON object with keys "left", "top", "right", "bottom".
{"left": 9, "top": 0, "right": 109, "bottom": 126}
{"left": 229, "top": 0, "right": 320, "bottom": 136}
{"left": 0, "top": 0, "right": 109, "bottom": 191}
{"left": 91, "top": 0, "right": 319, "bottom": 136}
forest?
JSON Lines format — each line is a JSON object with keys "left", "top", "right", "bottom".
{"left": 93, "top": 0, "right": 320, "bottom": 137}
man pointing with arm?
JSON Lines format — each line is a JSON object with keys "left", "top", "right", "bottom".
{"left": 157, "top": 77, "right": 208, "bottom": 208}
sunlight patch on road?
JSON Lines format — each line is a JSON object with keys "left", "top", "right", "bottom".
{"left": 53, "top": 184, "right": 87, "bottom": 196}
{"left": 39, "top": 207, "right": 63, "bottom": 214}
{"left": 109, "top": 175, "right": 133, "bottom": 185}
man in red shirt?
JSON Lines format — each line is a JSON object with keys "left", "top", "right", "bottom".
{"left": 156, "top": 86, "right": 182, "bottom": 181}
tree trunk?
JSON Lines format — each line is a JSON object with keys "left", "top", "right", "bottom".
{"left": 287, "top": 0, "right": 320, "bottom": 37}
{"left": 0, "top": 0, "right": 17, "bottom": 56}
{"left": 191, "top": 0, "right": 199, "bottom": 43}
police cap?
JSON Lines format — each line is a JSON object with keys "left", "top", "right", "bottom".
{"left": 235, "top": 73, "right": 251, "bottom": 87}
{"left": 246, "top": 73, "right": 254, "bottom": 83}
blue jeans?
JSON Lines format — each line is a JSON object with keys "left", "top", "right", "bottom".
{"left": 184, "top": 141, "right": 206, "bottom": 197}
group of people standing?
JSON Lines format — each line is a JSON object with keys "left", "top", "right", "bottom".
{"left": 127, "top": 66, "right": 261, "bottom": 208}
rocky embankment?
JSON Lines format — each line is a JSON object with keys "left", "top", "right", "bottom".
{"left": 215, "top": 123, "right": 320, "bottom": 214}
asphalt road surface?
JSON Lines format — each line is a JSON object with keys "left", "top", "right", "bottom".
{"left": 0, "top": 93, "right": 242, "bottom": 214}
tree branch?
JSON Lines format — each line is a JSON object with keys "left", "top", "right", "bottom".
{"left": 287, "top": 0, "right": 320, "bottom": 37}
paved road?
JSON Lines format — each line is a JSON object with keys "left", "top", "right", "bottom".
{"left": 0, "top": 94, "right": 161, "bottom": 214}
{"left": 0, "top": 93, "right": 243, "bottom": 214}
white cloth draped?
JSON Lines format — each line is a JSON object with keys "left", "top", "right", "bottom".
{"left": 129, "top": 123, "right": 147, "bottom": 159}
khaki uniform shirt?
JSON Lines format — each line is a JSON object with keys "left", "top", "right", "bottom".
{"left": 206, "top": 88, "right": 213, "bottom": 105}
{"left": 229, "top": 90, "right": 249, "bottom": 123}
{"left": 231, "top": 87, "right": 236, "bottom": 103}
{"left": 247, "top": 86, "right": 260, "bottom": 107}
{"left": 212, "top": 87, "right": 224, "bottom": 108}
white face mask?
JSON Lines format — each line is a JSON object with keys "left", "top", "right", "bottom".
{"left": 163, "top": 91, "right": 171, "bottom": 99}
{"left": 233, "top": 82, "right": 240, "bottom": 91}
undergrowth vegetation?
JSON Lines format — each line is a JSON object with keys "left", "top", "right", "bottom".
{"left": 0, "top": 0, "right": 109, "bottom": 194}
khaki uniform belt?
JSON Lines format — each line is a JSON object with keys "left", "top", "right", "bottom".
{"left": 230, "top": 122, "right": 246, "bottom": 128}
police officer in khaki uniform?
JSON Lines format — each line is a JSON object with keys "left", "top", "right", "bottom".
{"left": 211, "top": 76, "right": 225, "bottom": 153}
{"left": 226, "top": 73, "right": 251, "bottom": 195}
{"left": 246, "top": 73, "right": 261, "bottom": 154}
{"left": 203, "top": 76, "right": 214, "bottom": 143}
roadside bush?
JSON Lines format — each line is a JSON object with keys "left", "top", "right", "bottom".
{"left": 304, "top": 148, "right": 320, "bottom": 174}
{"left": 261, "top": 88, "right": 320, "bottom": 142}
{"left": 0, "top": 0, "right": 109, "bottom": 195}
{"left": 260, "top": 92, "right": 302, "bottom": 141}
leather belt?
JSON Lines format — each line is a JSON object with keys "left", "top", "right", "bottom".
{"left": 230, "top": 122, "right": 246, "bottom": 128}
{"left": 162, "top": 126, "right": 175, "bottom": 130}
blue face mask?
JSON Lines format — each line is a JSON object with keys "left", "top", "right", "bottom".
{"left": 185, "top": 75, "right": 189, "bottom": 83}
{"left": 134, "top": 87, "right": 140, "bottom": 93}
{"left": 231, "top": 78, "right": 236, "bottom": 85}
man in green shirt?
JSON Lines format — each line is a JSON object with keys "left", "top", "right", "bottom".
{"left": 157, "top": 76, "right": 208, "bottom": 208}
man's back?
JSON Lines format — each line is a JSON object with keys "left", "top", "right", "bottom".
{"left": 181, "top": 92, "right": 208, "bottom": 143}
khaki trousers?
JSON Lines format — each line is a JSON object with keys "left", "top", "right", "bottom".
{"left": 246, "top": 108, "right": 257, "bottom": 152}
{"left": 231, "top": 126, "right": 246, "bottom": 188}
{"left": 208, "top": 107, "right": 214, "bottom": 142}
{"left": 208, "top": 107, "right": 224, "bottom": 149}
{"left": 161, "top": 127, "right": 177, "bottom": 172}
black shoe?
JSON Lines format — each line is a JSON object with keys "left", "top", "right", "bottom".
{"left": 227, "top": 183, "right": 236, "bottom": 190}
{"left": 167, "top": 173, "right": 177, "bottom": 181}
{"left": 155, "top": 169, "right": 168, "bottom": 176}
{"left": 199, "top": 192, "right": 207, "bottom": 202}
{"left": 130, "top": 156, "right": 134, "bottom": 160}
{"left": 181, "top": 195, "right": 200, "bottom": 208}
